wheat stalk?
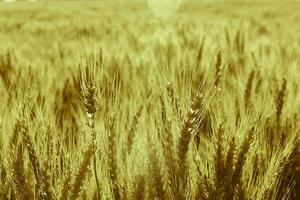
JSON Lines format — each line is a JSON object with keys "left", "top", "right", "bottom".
{"left": 79, "top": 56, "right": 101, "bottom": 199}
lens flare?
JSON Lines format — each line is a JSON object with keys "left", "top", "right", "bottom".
{"left": 147, "top": 0, "right": 182, "bottom": 18}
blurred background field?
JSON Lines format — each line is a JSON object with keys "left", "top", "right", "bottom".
{"left": 0, "top": 1, "right": 300, "bottom": 200}
{"left": 0, "top": 0, "right": 299, "bottom": 66}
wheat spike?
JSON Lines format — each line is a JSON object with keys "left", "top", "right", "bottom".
{"left": 79, "top": 56, "right": 101, "bottom": 199}
{"left": 276, "top": 78, "right": 287, "bottom": 123}
{"left": 147, "top": 133, "right": 167, "bottom": 200}
{"left": 60, "top": 167, "right": 72, "bottom": 200}
{"left": 214, "top": 122, "right": 225, "bottom": 191}
{"left": 232, "top": 127, "right": 255, "bottom": 192}
{"left": 10, "top": 143, "right": 34, "bottom": 200}
{"left": 132, "top": 175, "right": 145, "bottom": 200}
{"left": 106, "top": 115, "right": 120, "bottom": 200}
{"left": 127, "top": 105, "right": 143, "bottom": 154}
{"left": 177, "top": 94, "right": 202, "bottom": 180}
{"left": 20, "top": 118, "right": 53, "bottom": 200}
{"left": 244, "top": 70, "right": 255, "bottom": 110}
{"left": 214, "top": 51, "right": 222, "bottom": 89}
{"left": 70, "top": 141, "right": 95, "bottom": 200}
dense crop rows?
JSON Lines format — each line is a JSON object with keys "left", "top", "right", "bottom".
{"left": 0, "top": 1, "right": 299, "bottom": 199}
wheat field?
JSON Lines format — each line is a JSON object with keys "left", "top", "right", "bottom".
{"left": 0, "top": 1, "right": 299, "bottom": 199}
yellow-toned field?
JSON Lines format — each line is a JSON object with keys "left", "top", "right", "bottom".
{"left": 0, "top": 1, "right": 299, "bottom": 199}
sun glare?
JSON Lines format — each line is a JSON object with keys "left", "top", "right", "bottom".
{"left": 147, "top": 0, "right": 182, "bottom": 18}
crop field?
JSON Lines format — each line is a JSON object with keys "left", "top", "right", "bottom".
{"left": 0, "top": 0, "right": 300, "bottom": 199}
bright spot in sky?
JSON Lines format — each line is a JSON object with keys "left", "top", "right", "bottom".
{"left": 147, "top": 0, "right": 182, "bottom": 18}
